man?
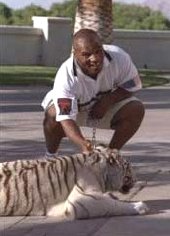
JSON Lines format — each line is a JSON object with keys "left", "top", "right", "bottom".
{"left": 42, "top": 29, "right": 144, "bottom": 156}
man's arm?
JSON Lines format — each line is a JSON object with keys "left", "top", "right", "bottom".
{"left": 89, "top": 87, "right": 133, "bottom": 119}
{"left": 61, "top": 119, "right": 93, "bottom": 152}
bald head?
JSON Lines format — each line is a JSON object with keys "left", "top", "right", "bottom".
{"left": 73, "top": 29, "right": 102, "bottom": 51}
{"left": 72, "top": 29, "right": 104, "bottom": 79}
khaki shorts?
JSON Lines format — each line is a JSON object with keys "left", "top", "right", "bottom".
{"left": 77, "top": 96, "right": 139, "bottom": 129}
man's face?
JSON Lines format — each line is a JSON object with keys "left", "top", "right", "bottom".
{"left": 74, "top": 37, "right": 104, "bottom": 79}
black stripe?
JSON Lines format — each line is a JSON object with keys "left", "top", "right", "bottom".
{"left": 82, "top": 153, "right": 87, "bottom": 163}
{"left": 58, "top": 157, "right": 64, "bottom": 172}
{"left": 78, "top": 97, "right": 98, "bottom": 108}
{"left": 40, "top": 161, "right": 47, "bottom": 173}
{"left": 69, "top": 156, "right": 77, "bottom": 184}
{"left": 14, "top": 161, "right": 18, "bottom": 171}
{"left": 76, "top": 188, "right": 99, "bottom": 200}
{"left": 55, "top": 159, "right": 62, "bottom": 195}
{"left": 73, "top": 60, "right": 77, "bottom": 76}
{"left": 75, "top": 155, "right": 84, "bottom": 167}
{"left": 21, "top": 160, "right": 25, "bottom": 169}
{"left": 0, "top": 174, "right": 3, "bottom": 181}
{"left": 4, "top": 187, "right": 10, "bottom": 215}
{"left": 8, "top": 186, "right": 16, "bottom": 216}
{"left": 76, "top": 200, "right": 90, "bottom": 219}
{"left": 14, "top": 176, "right": 21, "bottom": 212}
{"left": 78, "top": 89, "right": 112, "bottom": 107}
{"left": 91, "top": 153, "right": 100, "bottom": 165}
{"left": 62, "top": 157, "right": 70, "bottom": 193}
{"left": 22, "top": 171, "right": 29, "bottom": 206}
{"left": 26, "top": 186, "right": 34, "bottom": 216}
{"left": 3, "top": 167, "right": 11, "bottom": 187}
{"left": 5, "top": 188, "right": 11, "bottom": 216}
{"left": 76, "top": 183, "right": 84, "bottom": 192}
{"left": 3, "top": 167, "right": 12, "bottom": 214}
{"left": 75, "top": 153, "right": 86, "bottom": 165}
{"left": 46, "top": 99, "right": 53, "bottom": 109}
{"left": 34, "top": 165, "right": 46, "bottom": 215}
{"left": 47, "top": 164, "right": 56, "bottom": 199}
{"left": 107, "top": 192, "right": 118, "bottom": 200}
{"left": 55, "top": 165, "right": 62, "bottom": 196}
{"left": 67, "top": 200, "right": 77, "bottom": 219}
{"left": 50, "top": 163, "right": 60, "bottom": 196}
{"left": 104, "top": 50, "right": 112, "bottom": 62}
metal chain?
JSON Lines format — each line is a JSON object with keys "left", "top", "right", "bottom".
{"left": 86, "top": 116, "right": 99, "bottom": 149}
{"left": 91, "top": 126, "right": 97, "bottom": 149}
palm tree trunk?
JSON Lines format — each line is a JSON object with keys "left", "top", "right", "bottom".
{"left": 74, "top": 0, "right": 113, "bottom": 44}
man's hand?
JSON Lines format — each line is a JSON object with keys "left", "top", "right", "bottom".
{"left": 82, "top": 139, "right": 94, "bottom": 153}
{"left": 89, "top": 94, "right": 110, "bottom": 119}
{"left": 61, "top": 119, "right": 93, "bottom": 152}
{"left": 89, "top": 88, "right": 133, "bottom": 119}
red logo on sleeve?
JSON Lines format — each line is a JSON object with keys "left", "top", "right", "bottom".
{"left": 58, "top": 98, "right": 72, "bottom": 115}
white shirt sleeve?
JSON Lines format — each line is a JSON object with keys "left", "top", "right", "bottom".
{"left": 115, "top": 49, "right": 142, "bottom": 92}
{"left": 52, "top": 63, "right": 78, "bottom": 122}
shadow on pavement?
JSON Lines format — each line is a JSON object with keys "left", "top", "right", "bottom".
{"left": 1, "top": 211, "right": 170, "bottom": 236}
{"left": 1, "top": 140, "right": 170, "bottom": 161}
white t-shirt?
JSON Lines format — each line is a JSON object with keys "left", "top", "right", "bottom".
{"left": 41, "top": 45, "right": 142, "bottom": 122}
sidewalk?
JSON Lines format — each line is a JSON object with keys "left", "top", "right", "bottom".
{"left": 0, "top": 84, "right": 170, "bottom": 236}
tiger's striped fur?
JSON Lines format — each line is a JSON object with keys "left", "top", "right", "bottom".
{"left": 0, "top": 145, "right": 149, "bottom": 219}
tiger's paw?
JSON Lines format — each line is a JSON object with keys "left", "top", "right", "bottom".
{"left": 133, "top": 201, "right": 149, "bottom": 215}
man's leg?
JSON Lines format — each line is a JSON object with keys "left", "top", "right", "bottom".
{"left": 43, "top": 105, "right": 65, "bottom": 154}
{"left": 109, "top": 101, "right": 145, "bottom": 150}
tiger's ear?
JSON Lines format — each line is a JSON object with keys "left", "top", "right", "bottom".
{"left": 95, "top": 143, "right": 107, "bottom": 152}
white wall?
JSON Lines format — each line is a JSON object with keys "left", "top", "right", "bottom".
{"left": 32, "top": 17, "right": 72, "bottom": 66}
{"left": 0, "top": 17, "right": 170, "bottom": 70}
{"left": 114, "top": 30, "right": 170, "bottom": 70}
{"left": 0, "top": 26, "right": 42, "bottom": 65}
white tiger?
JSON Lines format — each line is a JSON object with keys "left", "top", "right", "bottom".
{"left": 0, "top": 145, "right": 149, "bottom": 220}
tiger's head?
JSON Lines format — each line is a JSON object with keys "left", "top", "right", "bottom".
{"left": 94, "top": 144, "right": 136, "bottom": 194}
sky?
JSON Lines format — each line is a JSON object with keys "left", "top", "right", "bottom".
{"left": 2, "top": 0, "right": 146, "bottom": 10}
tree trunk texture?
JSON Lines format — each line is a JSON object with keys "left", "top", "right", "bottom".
{"left": 74, "top": 0, "right": 113, "bottom": 44}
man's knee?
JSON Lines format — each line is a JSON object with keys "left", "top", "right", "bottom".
{"left": 43, "top": 105, "right": 66, "bottom": 138}
{"left": 43, "top": 105, "right": 57, "bottom": 129}
{"left": 111, "top": 100, "right": 145, "bottom": 128}
{"left": 127, "top": 100, "right": 145, "bottom": 120}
